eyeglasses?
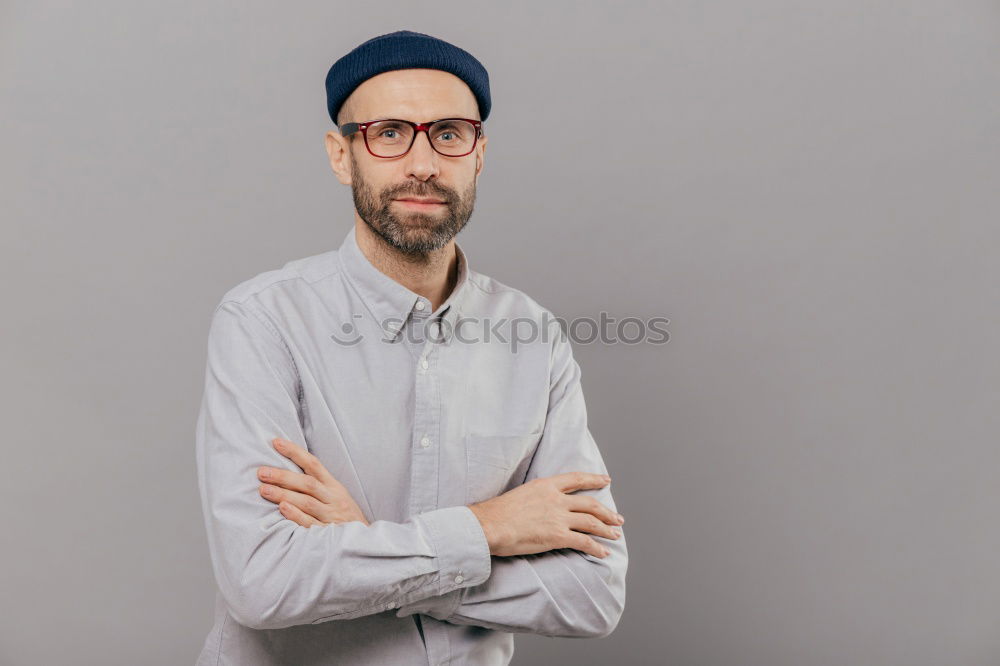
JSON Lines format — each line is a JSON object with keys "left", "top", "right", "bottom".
{"left": 340, "top": 118, "right": 483, "bottom": 158}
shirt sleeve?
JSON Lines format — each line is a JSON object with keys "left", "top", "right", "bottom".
{"left": 195, "top": 299, "right": 492, "bottom": 631}
{"left": 395, "top": 325, "right": 628, "bottom": 638}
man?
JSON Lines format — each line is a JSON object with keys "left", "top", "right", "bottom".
{"left": 195, "top": 30, "right": 627, "bottom": 665}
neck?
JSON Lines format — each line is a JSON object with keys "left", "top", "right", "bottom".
{"left": 353, "top": 218, "right": 458, "bottom": 311}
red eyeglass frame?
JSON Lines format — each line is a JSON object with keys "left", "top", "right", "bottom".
{"left": 339, "top": 118, "right": 484, "bottom": 158}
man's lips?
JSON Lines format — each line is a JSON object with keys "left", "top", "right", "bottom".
{"left": 394, "top": 197, "right": 446, "bottom": 208}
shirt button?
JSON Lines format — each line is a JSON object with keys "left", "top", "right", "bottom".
{"left": 415, "top": 300, "right": 426, "bottom": 311}
{"left": 454, "top": 574, "right": 464, "bottom": 584}
{"left": 420, "top": 358, "right": 429, "bottom": 370}
{"left": 420, "top": 436, "right": 431, "bottom": 448}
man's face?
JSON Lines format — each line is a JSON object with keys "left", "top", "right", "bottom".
{"left": 335, "top": 69, "right": 486, "bottom": 256}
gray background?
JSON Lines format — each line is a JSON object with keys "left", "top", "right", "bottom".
{"left": 2, "top": 1, "right": 998, "bottom": 664}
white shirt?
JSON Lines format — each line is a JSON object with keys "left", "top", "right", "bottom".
{"left": 194, "top": 225, "right": 627, "bottom": 665}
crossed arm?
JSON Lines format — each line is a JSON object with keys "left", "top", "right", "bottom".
{"left": 195, "top": 299, "right": 627, "bottom": 635}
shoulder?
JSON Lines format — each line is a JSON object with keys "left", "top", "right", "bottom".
{"left": 465, "top": 269, "right": 557, "bottom": 320}
{"left": 463, "top": 269, "right": 570, "bottom": 355}
{"left": 216, "top": 248, "right": 342, "bottom": 309}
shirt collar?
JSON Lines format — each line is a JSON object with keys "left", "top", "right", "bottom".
{"left": 338, "top": 225, "right": 470, "bottom": 342}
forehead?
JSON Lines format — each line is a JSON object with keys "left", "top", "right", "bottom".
{"left": 346, "top": 68, "right": 479, "bottom": 121}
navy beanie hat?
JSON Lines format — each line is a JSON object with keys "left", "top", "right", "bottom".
{"left": 325, "top": 30, "right": 491, "bottom": 126}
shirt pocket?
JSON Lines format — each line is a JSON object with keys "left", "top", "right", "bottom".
{"left": 465, "top": 431, "right": 542, "bottom": 504}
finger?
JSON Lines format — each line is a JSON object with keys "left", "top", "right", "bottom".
{"left": 278, "top": 500, "right": 322, "bottom": 528}
{"left": 563, "top": 530, "right": 610, "bottom": 558}
{"left": 258, "top": 466, "right": 333, "bottom": 503}
{"left": 259, "top": 483, "right": 326, "bottom": 521}
{"left": 567, "top": 511, "right": 622, "bottom": 541}
{"left": 566, "top": 494, "right": 624, "bottom": 526}
{"left": 272, "top": 438, "right": 339, "bottom": 486}
{"left": 552, "top": 471, "right": 611, "bottom": 494}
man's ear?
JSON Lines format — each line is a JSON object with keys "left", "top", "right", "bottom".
{"left": 475, "top": 135, "right": 487, "bottom": 178}
{"left": 325, "top": 131, "right": 353, "bottom": 186}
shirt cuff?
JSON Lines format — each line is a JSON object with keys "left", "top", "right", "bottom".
{"left": 397, "top": 505, "right": 491, "bottom": 619}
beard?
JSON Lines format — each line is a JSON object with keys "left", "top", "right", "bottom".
{"left": 349, "top": 155, "right": 476, "bottom": 256}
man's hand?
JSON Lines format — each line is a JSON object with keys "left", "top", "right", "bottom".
{"left": 257, "top": 438, "right": 370, "bottom": 527}
{"left": 468, "top": 473, "right": 624, "bottom": 559}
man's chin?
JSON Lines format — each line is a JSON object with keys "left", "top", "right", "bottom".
{"left": 391, "top": 218, "right": 441, "bottom": 236}
{"left": 363, "top": 210, "right": 465, "bottom": 253}
{"left": 375, "top": 225, "right": 449, "bottom": 253}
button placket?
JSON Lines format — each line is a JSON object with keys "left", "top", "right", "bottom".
{"left": 417, "top": 330, "right": 442, "bottom": 373}
{"left": 408, "top": 318, "right": 442, "bottom": 519}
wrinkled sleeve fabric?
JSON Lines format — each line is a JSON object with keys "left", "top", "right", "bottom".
{"left": 396, "top": 326, "right": 628, "bottom": 638}
{"left": 195, "top": 299, "right": 492, "bottom": 630}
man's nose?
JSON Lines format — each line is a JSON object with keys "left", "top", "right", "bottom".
{"left": 403, "top": 131, "right": 440, "bottom": 181}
